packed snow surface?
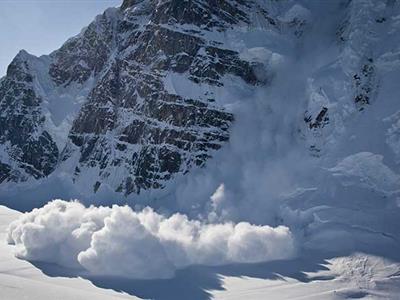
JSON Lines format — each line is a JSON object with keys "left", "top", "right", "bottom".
{"left": 2, "top": 205, "right": 400, "bottom": 299}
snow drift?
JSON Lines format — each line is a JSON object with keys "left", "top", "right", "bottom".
{"left": 7, "top": 200, "right": 296, "bottom": 279}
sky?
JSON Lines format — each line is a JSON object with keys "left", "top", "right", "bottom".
{"left": 0, "top": 0, "right": 122, "bottom": 77}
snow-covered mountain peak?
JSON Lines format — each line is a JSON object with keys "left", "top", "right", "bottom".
{"left": 1, "top": 0, "right": 400, "bottom": 218}
{"left": 1, "top": 3, "right": 400, "bottom": 296}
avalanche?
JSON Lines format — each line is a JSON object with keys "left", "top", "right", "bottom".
{"left": 1, "top": 0, "right": 400, "bottom": 298}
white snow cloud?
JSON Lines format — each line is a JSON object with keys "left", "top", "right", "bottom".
{"left": 171, "top": 52, "right": 319, "bottom": 226}
{"left": 7, "top": 200, "right": 296, "bottom": 279}
{"left": 7, "top": 200, "right": 111, "bottom": 268}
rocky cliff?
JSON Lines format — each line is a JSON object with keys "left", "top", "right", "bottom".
{"left": 0, "top": 0, "right": 397, "bottom": 203}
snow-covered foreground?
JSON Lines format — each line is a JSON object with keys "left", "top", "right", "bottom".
{"left": 213, "top": 256, "right": 400, "bottom": 300}
{"left": 0, "top": 206, "right": 139, "bottom": 300}
{"left": 1, "top": 205, "right": 400, "bottom": 300}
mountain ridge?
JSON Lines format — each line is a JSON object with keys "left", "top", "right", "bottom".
{"left": 1, "top": 0, "right": 400, "bottom": 218}
{"left": 0, "top": 0, "right": 272, "bottom": 195}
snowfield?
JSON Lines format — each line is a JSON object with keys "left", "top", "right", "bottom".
{"left": 1, "top": 204, "right": 400, "bottom": 300}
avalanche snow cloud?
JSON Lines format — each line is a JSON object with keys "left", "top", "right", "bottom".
{"left": 3, "top": 0, "right": 400, "bottom": 285}
{"left": 7, "top": 200, "right": 296, "bottom": 279}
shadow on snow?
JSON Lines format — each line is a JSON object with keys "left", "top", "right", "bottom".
{"left": 31, "top": 251, "right": 334, "bottom": 300}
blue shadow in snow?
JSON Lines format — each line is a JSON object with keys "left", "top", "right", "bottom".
{"left": 32, "top": 251, "right": 333, "bottom": 300}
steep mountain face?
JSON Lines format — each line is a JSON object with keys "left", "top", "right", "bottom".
{"left": 0, "top": 0, "right": 307, "bottom": 197}
{"left": 2, "top": 2, "right": 400, "bottom": 293}
{"left": 0, "top": 52, "right": 59, "bottom": 182}
{"left": 60, "top": 1, "right": 273, "bottom": 195}
{"left": 1, "top": 0, "right": 399, "bottom": 208}
{"left": 0, "top": 0, "right": 269, "bottom": 195}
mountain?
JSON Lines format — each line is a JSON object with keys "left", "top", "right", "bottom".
{"left": 2, "top": 1, "right": 400, "bottom": 297}
{"left": 1, "top": 0, "right": 400, "bottom": 217}
{"left": 0, "top": 0, "right": 306, "bottom": 198}
{"left": 0, "top": 0, "right": 272, "bottom": 196}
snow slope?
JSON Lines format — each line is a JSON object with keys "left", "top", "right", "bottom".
{"left": 212, "top": 255, "right": 400, "bottom": 300}
{"left": 2, "top": 205, "right": 400, "bottom": 300}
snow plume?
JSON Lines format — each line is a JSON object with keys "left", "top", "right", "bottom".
{"left": 169, "top": 1, "right": 352, "bottom": 226}
{"left": 7, "top": 200, "right": 296, "bottom": 279}
{"left": 172, "top": 48, "right": 318, "bottom": 226}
